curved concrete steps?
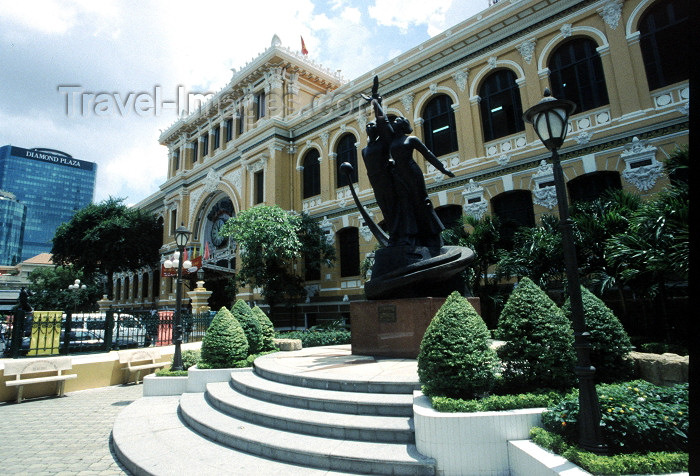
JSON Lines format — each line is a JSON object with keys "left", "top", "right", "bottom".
{"left": 114, "top": 396, "right": 355, "bottom": 476}
{"left": 114, "top": 346, "right": 434, "bottom": 475}
{"left": 207, "top": 380, "right": 414, "bottom": 443}
{"left": 181, "top": 391, "right": 433, "bottom": 475}
{"left": 254, "top": 352, "right": 421, "bottom": 395}
{"left": 230, "top": 369, "right": 414, "bottom": 416}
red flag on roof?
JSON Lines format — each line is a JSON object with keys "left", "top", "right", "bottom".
{"left": 301, "top": 36, "right": 308, "bottom": 55}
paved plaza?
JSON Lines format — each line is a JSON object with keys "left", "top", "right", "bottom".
{"left": 0, "top": 383, "right": 142, "bottom": 475}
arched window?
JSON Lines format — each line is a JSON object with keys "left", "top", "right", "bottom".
{"left": 639, "top": 0, "right": 689, "bottom": 90}
{"left": 435, "top": 204, "right": 463, "bottom": 230}
{"left": 302, "top": 149, "right": 321, "bottom": 199}
{"left": 491, "top": 190, "right": 535, "bottom": 249}
{"left": 479, "top": 70, "right": 525, "bottom": 143}
{"left": 567, "top": 171, "right": 621, "bottom": 203}
{"left": 422, "top": 95, "right": 458, "bottom": 157}
{"left": 337, "top": 227, "right": 360, "bottom": 277}
{"left": 548, "top": 38, "right": 609, "bottom": 113}
{"left": 336, "top": 134, "right": 358, "bottom": 188}
{"left": 152, "top": 271, "right": 160, "bottom": 301}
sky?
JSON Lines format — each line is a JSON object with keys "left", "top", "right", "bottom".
{"left": 0, "top": 0, "right": 489, "bottom": 206}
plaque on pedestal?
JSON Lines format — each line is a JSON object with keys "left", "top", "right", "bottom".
{"left": 351, "top": 297, "right": 481, "bottom": 359}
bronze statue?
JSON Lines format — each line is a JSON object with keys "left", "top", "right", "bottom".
{"left": 341, "top": 76, "right": 473, "bottom": 299}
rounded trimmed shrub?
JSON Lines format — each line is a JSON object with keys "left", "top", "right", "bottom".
{"left": 562, "top": 286, "right": 634, "bottom": 383}
{"left": 496, "top": 277, "right": 576, "bottom": 392}
{"left": 232, "top": 299, "right": 263, "bottom": 355}
{"left": 252, "top": 305, "right": 277, "bottom": 352}
{"left": 200, "top": 306, "right": 249, "bottom": 368}
{"left": 418, "top": 291, "right": 498, "bottom": 399}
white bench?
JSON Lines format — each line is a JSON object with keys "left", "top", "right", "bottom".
{"left": 119, "top": 348, "right": 167, "bottom": 384}
{"left": 4, "top": 356, "right": 77, "bottom": 403}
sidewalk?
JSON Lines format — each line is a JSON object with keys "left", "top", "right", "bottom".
{"left": 0, "top": 383, "right": 142, "bottom": 475}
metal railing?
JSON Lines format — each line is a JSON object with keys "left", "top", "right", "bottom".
{"left": 1, "top": 309, "right": 214, "bottom": 358}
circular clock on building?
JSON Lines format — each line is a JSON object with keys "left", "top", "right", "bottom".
{"left": 210, "top": 214, "right": 230, "bottom": 247}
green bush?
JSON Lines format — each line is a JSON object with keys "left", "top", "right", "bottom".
{"left": 562, "top": 287, "right": 634, "bottom": 383}
{"left": 542, "top": 380, "right": 688, "bottom": 454}
{"left": 200, "top": 306, "right": 249, "bottom": 368}
{"left": 530, "top": 427, "right": 688, "bottom": 475}
{"left": 277, "top": 329, "right": 351, "bottom": 347}
{"left": 252, "top": 306, "right": 277, "bottom": 352}
{"left": 496, "top": 277, "right": 576, "bottom": 392}
{"left": 181, "top": 349, "right": 201, "bottom": 370}
{"left": 638, "top": 342, "right": 688, "bottom": 356}
{"left": 155, "top": 368, "right": 188, "bottom": 377}
{"left": 232, "top": 299, "right": 263, "bottom": 355}
{"left": 430, "top": 390, "right": 564, "bottom": 413}
{"left": 417, "top": 291, "right": 498, "bottom": 399}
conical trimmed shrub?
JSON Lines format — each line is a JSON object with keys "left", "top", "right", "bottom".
{"left": 252, "top": 305, "right": 277, "bottom": 352}
{"left": 562, "top": 286, "right": 634, "bottom": 383}
{"left": 200, "top": 306, "right": 249, "bottom": 368}
{"left": 496, "top": 277, "right": 576, "bottom": 391}
{"left": 232, "top": 299, "right": 263, "bottom": 355}
{"left": 418, "top": 291, "right": 498, "bottom": 399}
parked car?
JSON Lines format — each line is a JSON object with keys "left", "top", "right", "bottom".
{"left": 19, "top": 328, "right": 138, "bottom": 354}
{"left": 91, "top": 314, "right": 149, "bottom": 347}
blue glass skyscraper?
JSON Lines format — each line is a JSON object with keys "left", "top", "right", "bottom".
{"left": 0, "top": 190, "right": 26, "bottom": 266}
{"left": 0, "top": 145, "right": 96, "bottom": 262}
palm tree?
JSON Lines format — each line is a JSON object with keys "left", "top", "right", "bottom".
{"left": 571, "top": 189, "right": 641, "bottom": 319}
{"left": 496, "top": 214, "right": 565, "bottom": 292}
{"left": 606, "top": 183, "right": 689, "bottom": 341}
{"left": 441, "top": 214, "right": 504, "bottom": 327}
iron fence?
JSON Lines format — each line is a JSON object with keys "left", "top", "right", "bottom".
{"left": 1, "top": 309, "right": 214, "bottom": 358}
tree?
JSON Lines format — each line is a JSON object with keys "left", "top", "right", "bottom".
{"left": 496, "top": 215, "right": 565, "bottom": 292}
{"left": 51, "top": 198, "right": 162, "bottom": 299}
{"left": 570, "top": 189, "right": 641, "bottom": 319}
{"left": 606, "top": 182, "right": 689, "bottom": 341}
{"left": 442, "top": 214, "right": 505, "bottom": 327}
{"left": 26, "top": 266, "right": 101, "bottom": 311}
{"left": 496, "top": 277, "right": 576, "bottom": 392}
{"left": 200, "top": 306, "right": 249, "bottom": 368}
{"left": 418, "top": 291, "right": 498, "bottom": 398}
{"left": 232, "top": 299, "right": 262, "bottom": 355}
{"left": 220, "top": 205, "right": 334, "bottom": 316}
{"left": 252, "top": 305, "right": 277, "bottom": 352}
{"left": 562, "top": 286, "right": 634, "bottom": 383}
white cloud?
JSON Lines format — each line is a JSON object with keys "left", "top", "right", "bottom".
{"left": 367, "top": 0, "right": 453, "bottom": 33}
{"left": 0, "top": 0, "right": 488, "bottom": 205}
{"left": 341, "top": 7, "right": 362, "bottom": 23}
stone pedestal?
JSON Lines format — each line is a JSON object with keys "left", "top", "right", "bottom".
{"left": 97, "top": 295, "right": 112, "bottom": 313}
{"left": 350, "top": 296, "right": 481, "bottom": 359}
{"left": 187, "top": 281, "right": 212, "bottom": 313}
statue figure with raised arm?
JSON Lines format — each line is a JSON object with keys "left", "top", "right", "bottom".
{"left": 339, "top": 76, "right": 473, "bottom": 300}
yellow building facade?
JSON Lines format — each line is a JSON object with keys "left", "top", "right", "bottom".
{"left": 113, "top": 0, "right": 687, "bottom": 326}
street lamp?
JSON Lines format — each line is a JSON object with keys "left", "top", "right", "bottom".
{"left": 164, "top": 224, "right": 192, "bottom": 371}
{"left": 68, "top": 279, "right": 87, "bottom": 292}
{"left": 67, "top": 279, "right": 87, "bottom": 312}
{"left": 523, "top": 89, "right": 606, "bottom": 454}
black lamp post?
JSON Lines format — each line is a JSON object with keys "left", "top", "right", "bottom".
{"left": 523, "top": 89, "right": 606, "bottom": 454}
{"left": 165, "top": 224, "right": 191, "bottom": 371}
{"left": 67, "top": 278, "right": 87, "bottom": 315}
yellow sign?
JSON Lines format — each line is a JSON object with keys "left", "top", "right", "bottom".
{"left": 28, "top": 311, "right": 63, "bottom": 356}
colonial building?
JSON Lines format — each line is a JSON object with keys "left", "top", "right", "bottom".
{"left": 117, "top": 0, "right": 688, "bottom": 326}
